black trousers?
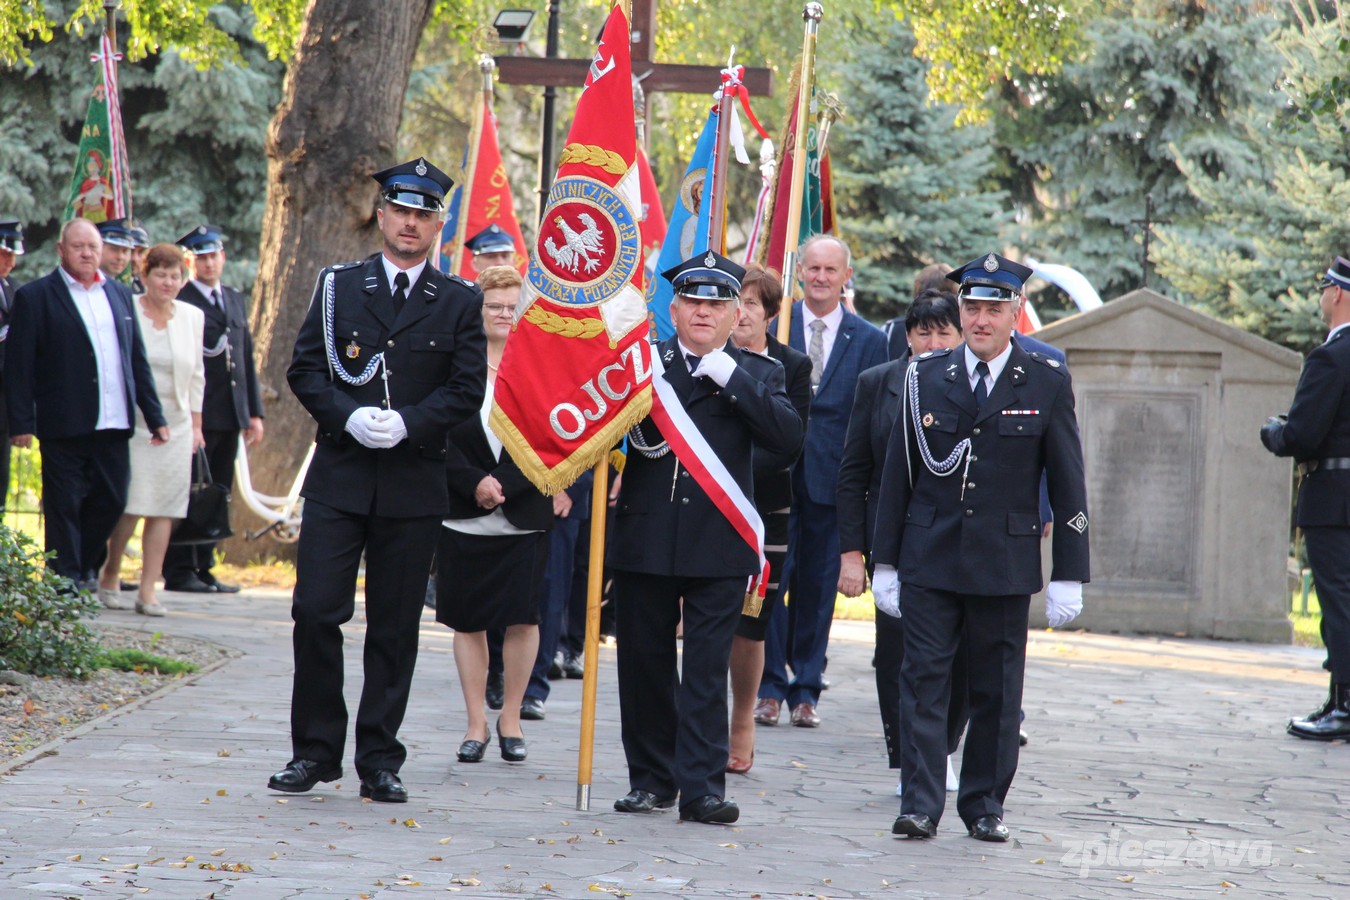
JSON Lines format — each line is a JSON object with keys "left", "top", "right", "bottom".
{"left": 1307, "top": 526, "right": 1350, "bottom": 683}
{"left": 39, "top": 432, "right": 129, "bottom": 581}
{"left": 164, "top": 427, "right": 238, "bottom": 581}
{"left": 288, "top": 499, "right": 439, "bottom": 777}
{"left": 614, "top": 570, "right": 744, "bottom": 804}
{"left": 900, "top": 583, "right": 1029, "bottom": 828}
{"left": 875, "top": 610, "right": 969, "bottom": 768}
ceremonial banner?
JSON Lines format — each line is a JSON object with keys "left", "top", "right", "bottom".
{"left": 635, "top": 145, "right": 667, "bottom": 281}
{"left": 758, "top": 81, "right": 832, "bottom": 274}
{"left": 63, "top": 32, "right": 131, "bottom": 224}
{"left": 490, "top": 2, "right": 651, "bottom": 494}
{"left": 644, "top": 108, "right": 718, "bottom": 340}
{"left": 439, "top": 98, "right": 527, "bottom": 277}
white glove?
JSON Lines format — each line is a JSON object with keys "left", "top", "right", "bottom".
{"left": 370, "top": 409, "right": 407, "bottom": 446}
{"left": 344, "top": 407, "right": 389, "bottom": 449}
{"left": 872, "top": 565, "right": 901, "bottom": 619}
{"left": 692, "top": 349, "right": 738, "bottom": 387}
{"left": 1045, "top": 580, "right": 1083, "bottom": 628}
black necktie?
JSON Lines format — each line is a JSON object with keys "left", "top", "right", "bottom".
{"left": 973, "top": 360, "right": 990, "bottom": 408}
{"left": 686, "top": 353, "right": 700, "bottom": 375}
{"left": 393, "top": 271, "right": 409, "bottom": 315}
{"left": 210, "top": 287, "right": 222, "bottom": 309}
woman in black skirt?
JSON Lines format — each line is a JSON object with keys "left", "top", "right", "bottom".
{"left": 726, "top": 265, "right": 812, "bottom": 774}
{"left": 437, "top": 266, "right": 553, "bottom": 764}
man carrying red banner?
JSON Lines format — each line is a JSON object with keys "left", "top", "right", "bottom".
{"left": 610, "top": 251, "right": 802, "bottom": 824}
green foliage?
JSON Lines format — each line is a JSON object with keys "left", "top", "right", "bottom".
{"left": 832, "top": 16, "right": 1006, "bottom": 320}
{"left": 95, "top": 646, "right": 198, "bottom": 675}
{"left": 0, "top": 526, "right": 102, "bottom": 678}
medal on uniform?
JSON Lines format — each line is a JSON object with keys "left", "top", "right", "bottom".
{"left": 922, "top": 412, "right": 934, "bottom": 428}
{"left": 346, "top": 341, "right": 360, "bottom": 359}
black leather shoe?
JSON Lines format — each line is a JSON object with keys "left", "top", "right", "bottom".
{"left": 1288, "top": 683, "right": 1350, "bottom": 740}
{"left": 548, "top": 652, "right": 564, "bottom": 680}
{"left": 968, "top": 814, "right": 1010, "bottom": 842}
{"left": 497, "top": 721, "right": 527, "bottom": 761}
{"left": 485, "top": 672, "right": 505, "bottom": 711}
{"left": 520, "top": 696, "right": 546, "bottom": 720}
{"left": 268, "top": 759, "right": 342, "bottom": 794}
{"left": 1019, "top": 729, "right": 1029, "bottom": 746}
{"left": 165, "top": 574, "right": 213, "bottom": 593}
{"left": 457, "top": 738, "right": 488, "bottom": 763}
{"left": 561, "top": 653, "right": 584, "bottom": 679}
{"left": 199, "top": 572, "right": 241, "bottom": 593}
{"left": 679, "top": 795, "right": 739, "bottom": 824}
{"left": 892, "top": 813, "right": 937, "bottom": 838}
{"left": 359, "top": 769, "right": 407, "bottom": 803}
{"left": 613, "top": 789, "right": 676, "bottom": 813}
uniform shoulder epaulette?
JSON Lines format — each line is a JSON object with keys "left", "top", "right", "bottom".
{"left": 1028, "top": 351, "right": 1066, "bottom": 373}
{"left": 914, "top": 347, "right": 954, "bottom": 362}
{"left": 327, "top": 260, "right": 362, "bottom": 273}
{"left": 738, "top": 348, "right": 784, "bottom": 372}
{"left": 738, "top": 345, "right": 777, "bottom": 363}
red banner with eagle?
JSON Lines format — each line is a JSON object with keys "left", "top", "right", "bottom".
{"left": 489, "top": 2, "right": 652, "bottom": 494}
{"left": 439, "top": 95, "right": 528, "bottom": 278}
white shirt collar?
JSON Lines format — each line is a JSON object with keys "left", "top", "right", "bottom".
{"left": 381, "top": 255, "right": 427, "bottom": 293}
{"left": 59, "top": 266, "right": 106, "bottom": 290}
{"left": 964, "top": 340, "right": 1014, "bottom": 388}
{"left": 1327, "top": 321, "right": 1350, "bottom": 344}
{"left": 191, "top": 278, "right": 220, "bottom": 301}
{"left": 801, "top": 301, "right": 844, "bottom": 333}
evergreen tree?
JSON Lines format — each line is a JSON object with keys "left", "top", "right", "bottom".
{"left": 1002, "top": 0, "right": 1282, "bottom": 304}
{"left": 0, "top": 4, "right": 283, "bottom": 290}
{"left": 831, "top": 16, "right": 1006, "bottom": 321}
{"left": 1155, "top": 10, "right": 1350, "bottom": 352}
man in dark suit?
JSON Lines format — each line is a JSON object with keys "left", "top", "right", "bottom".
{"left": 162, "top": 224, "right": 266, "bottom": 593}
{"left": 1263, "top": 254, "right": 1350, "bottom": 740}
{"left": 758, "top": 235, "right": 888, "bottom": 728}
{"left": 610, "top": 251, "right": 803, "bottom": 825}
{"left": 0, "top": 218, "right": 26, "bottom": 508}
{"left": 4, "top": 218, "right": 168, "bottom": 603}
{"left": 268, "top": 158, "right": 486, "bottom": 804}
{"left": 873, "top": 253, "right": 1089, "bottom": 843}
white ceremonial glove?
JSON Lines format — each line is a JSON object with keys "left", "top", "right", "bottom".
{"left": 872, "top": 565, "right": 901, "bottom": 619}
{"left": 1045, "top": 580, "right": 1083, "bottom": 628}
{"left": 371, "top": 409, "right": 408, "bottom": 446}
{"left": 345, "top": 407, "right": 390, "bottom": 449}
{"left": 692, "top": 349, "right": 738, "bottom": 387}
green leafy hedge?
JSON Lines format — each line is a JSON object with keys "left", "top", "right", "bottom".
{"left": 0, "top": 526, "right": 101, "bottom": 677}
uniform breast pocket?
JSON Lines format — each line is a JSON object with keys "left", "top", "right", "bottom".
{"left": 406, "top": 331, "right": 456, "bottom": 383}
{"left": 997, "top": 414, "right": 1045, "bottom": 468}
{"left": 332, "top": 318, "right": 380, "bottom": 378}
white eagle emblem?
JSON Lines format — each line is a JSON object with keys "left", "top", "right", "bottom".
{"left": 544, "top": 213, "right": 605, "bottom": 275}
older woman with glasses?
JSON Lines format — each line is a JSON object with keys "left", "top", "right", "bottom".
{"left": 436, "top": 265, "right": 552, "bottom": 765}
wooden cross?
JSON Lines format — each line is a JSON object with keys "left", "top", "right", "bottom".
{"left": 494, "top": 0, "right": 774, "bottom": 216}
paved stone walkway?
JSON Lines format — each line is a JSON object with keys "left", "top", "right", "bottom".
{"left": 1, "top": 587, "right": 1346, "bottom": 898}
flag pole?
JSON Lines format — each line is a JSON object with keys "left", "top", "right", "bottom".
{"left": 775, "top": 2, "right": 823, "bottom": 344}
{"left": 704, "top": 50, "right": 738, "bottom": 254}
{"left": 577, "top": 0, "right": 631, "bottom": 813}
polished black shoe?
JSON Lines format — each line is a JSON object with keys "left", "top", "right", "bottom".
{"left": 561, "top": 653, "right": 584, "bottom": 679}
{"left": 968, "top": 814, "right": 1010, "bottom": 842}
{"left": 199, "top": 572, "right": 241, "bottom": 593}
{"left": 497, "top": 721, "right": 527, "bottom": 761}
{"left": 679, "top": 795, "right": 739, "bottom": 824}
{"left": 268, "top": 759, "right": 342, "bottom": 794}
{"left": 892, "top": 813, "right": 937, "bottom": 838}
{"left": 1288, "top": 684, "right": 1350, "bottom": 740}
{"left": 485, "top": 671, "right": 505, "bottom": 711}
{"left": 1293, "top": 677, "right": 1336, "bottom": 724}
{"left": 1019, "top": 729, "right": 1029, "bottom": 746}
{"left": 165, "top": 573, "right": 214, "bottom": 593}
{"left": 359, "top": 769, "right": 408, "bottom": 803}
{"left": 457, "top": 738, "right": 488, "bottom": 763}
{"left": 548, "top": 652, "right": 564, "bottom": 680}
{"left": 613, "top": 789, "right": 677, "bottom": 813}
{"left": 520, "top": 696, "right": 546, "bottom": 721}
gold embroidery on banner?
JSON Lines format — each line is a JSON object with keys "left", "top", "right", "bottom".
{"left": 559, "top": 143, "right": 627, "bottom": 176}
{"left": 523, "top": 305, "right": 607, "bottom": 340}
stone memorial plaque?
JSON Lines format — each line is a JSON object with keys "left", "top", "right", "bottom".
{"left": 1083, "top": 390, "right": 1200, "bottom": 593}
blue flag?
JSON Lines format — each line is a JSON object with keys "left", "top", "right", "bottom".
{"left": 645, "top": 108, "right": 718, "bottom": 340}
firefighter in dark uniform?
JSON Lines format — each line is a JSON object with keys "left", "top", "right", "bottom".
{"left": 610, "top": 251, "right": 803, "bottom": 825}
{"left": 872, "top": 253, "right": 1090, "bottom": 842}
{"left": 0, "top": 219, "right": 23, "bottom": 506}
{"left": 163, "top": 224, "right": 266, "bottom": 593}
{"left": 1262, "top": 255, "right": 1350, "bottom": 741}
{"left": 268, "top": 158, "right": 487, "bottom": 803}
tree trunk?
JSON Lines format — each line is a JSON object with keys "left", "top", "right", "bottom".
{"left": 226, "top": 0, "right": 436, "bottom": 562}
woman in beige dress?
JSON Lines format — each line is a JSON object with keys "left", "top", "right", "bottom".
{"left": 99, "top": 243, "right": 206, "bottom": 615}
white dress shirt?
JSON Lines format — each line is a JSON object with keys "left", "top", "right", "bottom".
{"left": 964, "top": 340, "right": 1014, "bottom": 398}
{"left": 191, "top": 278, "right": 222, "bottom": 308}
{"left": 60, "top": 267, "right": 130, "bottom": 430}
{"left": 800, "top": 301, "right": 844, "bottom": 371}
{"left": 381, "top": 256, "right": 427, "bottom": 294}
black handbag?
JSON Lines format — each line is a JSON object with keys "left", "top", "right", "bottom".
{"left": 170, "top": 447, "right": 234, "bottom": 545}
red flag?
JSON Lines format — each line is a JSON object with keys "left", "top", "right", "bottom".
{"left": 635, "top": 145, "right": 666, "bottom": 272}
{"left": 490, "top": 3, "right": 651, "bottom": 494}
{"left": 440, "top": 100, "right": 527, "bottom": 277}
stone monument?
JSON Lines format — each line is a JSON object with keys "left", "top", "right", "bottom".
{"left": 1030, "top": 289, "right": 1303, "bottom": 641}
